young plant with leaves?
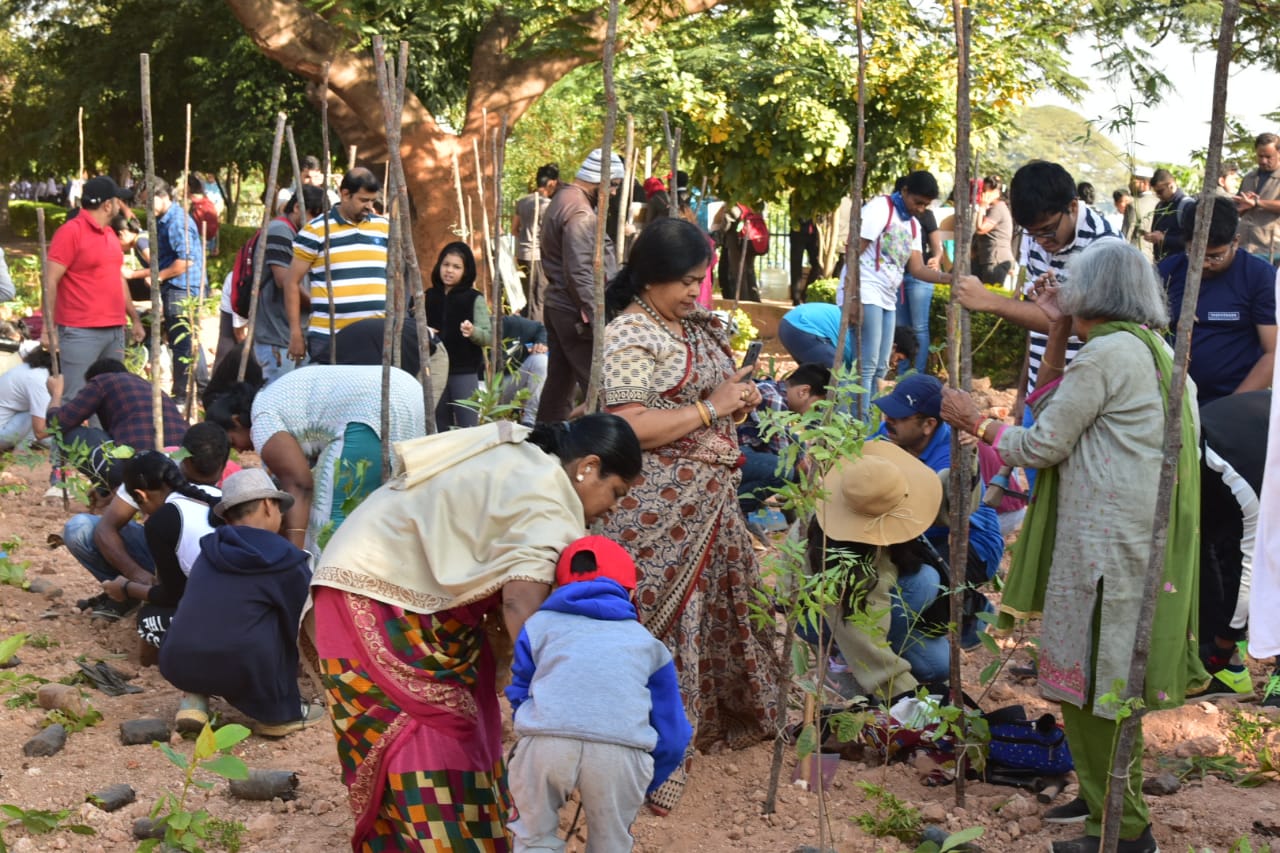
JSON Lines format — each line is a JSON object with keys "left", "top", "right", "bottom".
{"left": 141, "top": 723, "right": 251, "bottom": 853}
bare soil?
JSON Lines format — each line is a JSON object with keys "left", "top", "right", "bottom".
{"left": 1, "top": 425, "right": 1279, "bottom": 852}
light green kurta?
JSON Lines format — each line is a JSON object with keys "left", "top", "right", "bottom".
{"left": 994, "top": 332, "right": 1199, "bottom": 713}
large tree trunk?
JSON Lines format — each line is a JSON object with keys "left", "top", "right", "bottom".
{"left": 225, "top": 0, "right": 721, "bottom": 273}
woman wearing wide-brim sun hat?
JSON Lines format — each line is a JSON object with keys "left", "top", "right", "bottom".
{"left": 807, "top": 440, "right": 944, "bottom": 703}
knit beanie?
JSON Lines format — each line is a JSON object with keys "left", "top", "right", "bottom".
{"left": 555, "top": 535, "right": 638, "bottom": 590}
{"left": 575, "top": 149, "right": 625, "bottom": 185}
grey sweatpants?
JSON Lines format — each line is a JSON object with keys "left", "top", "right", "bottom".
{"left": 507, "top": 735, "right": 653, "bottom": 853}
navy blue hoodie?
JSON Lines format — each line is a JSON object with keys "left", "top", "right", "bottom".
{"left": 506, "top": 578, "right": 692, "bottom": 793}
{"left": 159, "top": 525, "right": 311, "bottom": 723}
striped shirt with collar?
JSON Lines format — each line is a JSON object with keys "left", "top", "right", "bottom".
{"left": 1019, "top": 204, "right": 1119, "bottom": 393}
{"left": 293, "top": 207, "right": 389, "bottom": 338}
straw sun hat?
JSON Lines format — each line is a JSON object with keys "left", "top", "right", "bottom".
{"left": 815, "top": 442, "right": 943, "bottom": 546}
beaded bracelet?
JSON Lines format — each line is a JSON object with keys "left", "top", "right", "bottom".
{"left": 704, "top": 399, "right": 719, "bottom": 421}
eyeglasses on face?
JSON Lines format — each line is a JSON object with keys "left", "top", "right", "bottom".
{"left": 1026, "top": 210, "right": 1068, "bottom": 241}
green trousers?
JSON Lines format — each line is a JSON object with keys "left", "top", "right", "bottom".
{"left": 1058, "top": 693, "right": 1150, "bottom": 840}
{"left": 330, "top": 422, "right": 383, "bottom": 528}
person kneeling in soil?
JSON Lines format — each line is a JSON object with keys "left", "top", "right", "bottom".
{"left": 158, "top": 468, "right": 322, "bottom": 737}
{"left": 506, "top": 536, "right": 691, "bottom": 852}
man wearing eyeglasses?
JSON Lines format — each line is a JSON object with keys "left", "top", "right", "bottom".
{"left": 952, "top": 160, "right": 1120, "bottom": 409}
{"left": 1160, "top": 195, "right": 1276, "bottom": 407}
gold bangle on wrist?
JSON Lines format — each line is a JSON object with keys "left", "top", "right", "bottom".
{"left": 1042, "top": 359, "right": 1065, "bottom": 370}
{"left": 694, "top": 401, "right": 711, "bottom": 427}
{"left": 733, "top": 409, "right": 749, "bottom": 425}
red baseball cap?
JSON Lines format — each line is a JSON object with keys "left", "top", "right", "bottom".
{"left": 555, "top": 536, "right": 638, "bottom": 590}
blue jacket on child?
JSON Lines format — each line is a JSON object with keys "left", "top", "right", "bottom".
{"left": 506, "top": 578, "right": 692, "bottom": 793}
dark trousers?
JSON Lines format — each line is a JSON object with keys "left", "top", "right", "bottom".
{"left": 161, "top": 292, "right": 208, "bottom": 400}
{"left": 536, "top": 304, "right": 593, "bottom": 423}
{"left": 789, "top": 224, "right": 821, "bottom": 304}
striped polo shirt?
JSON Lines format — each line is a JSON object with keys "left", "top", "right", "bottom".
{"left": 1019, "top": 204, "right": 1119, "bottom": 393}
{"left": 293, "top": 208, "right": 389, "bottom": 337}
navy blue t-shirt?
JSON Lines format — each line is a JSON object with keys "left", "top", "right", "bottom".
{"left": 1160, "top": 249, "right": 1277, "bottom": 405}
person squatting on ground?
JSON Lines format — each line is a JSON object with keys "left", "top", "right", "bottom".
{"left": 940, "top": 240, "right": 1207, "bottom": 853}
{"left": 505, "top": 536, "right": 692, "bottom": 853}
{"left": 158, "top": 467, "right": 322, "bottom": 738}
{"left": 599, "top": 216, "right": 779, "bottom": 813}
{"left": 0, "top": 343, "right": 54, "bottom": 451}
{"left": 66, "top": 423, "right": 230, "bottom": 621}
{"left": 426, "top": 241, "right": 492, "bottom": 430}
{"left": 309, "top": 416, "right": 641, "bottom": 852}
{"left": 736, "top": 362, "right": 830, "bottom": 518}
{"left": 101, "top": 449, "right": 222, "bottom": 722}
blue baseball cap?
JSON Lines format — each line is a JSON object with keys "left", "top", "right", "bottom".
{"left": 873, "top": 373, "right": 943, "bottom": 419}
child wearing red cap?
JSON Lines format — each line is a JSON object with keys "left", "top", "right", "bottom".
{"left": 505, "top": 536, "right": 691, "bottom": 851}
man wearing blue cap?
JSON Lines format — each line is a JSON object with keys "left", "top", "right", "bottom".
{"left": 872, "top": 373, "right": 1004, "bottom": 645}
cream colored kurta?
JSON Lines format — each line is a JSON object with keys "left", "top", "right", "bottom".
{"left": 995, "top": 332, "right": 1198, "bottom": 711}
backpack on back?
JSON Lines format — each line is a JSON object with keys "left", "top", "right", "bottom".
{"left": 229, "top": 216, "right": 293, "bottom": 318}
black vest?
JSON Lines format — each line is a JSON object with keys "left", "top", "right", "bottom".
{"left": 427, "top": 285, "right": 485, "bottom": 376}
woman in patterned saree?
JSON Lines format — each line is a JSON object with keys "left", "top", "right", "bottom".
{"left": 601, "top": 217, "right": 779, "bottom": 813}
{"left": 310, "top": 416, "right": 641, "bottom": 852}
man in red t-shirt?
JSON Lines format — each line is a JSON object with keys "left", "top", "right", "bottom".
{"left": 187, "top": 173, "right": 221, "bottom": 256}
{"left": 44, "top": 176, "right": 146, "bottom": 400}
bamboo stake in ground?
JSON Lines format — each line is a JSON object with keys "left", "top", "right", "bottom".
{"left": 373, "top": 38, "right": 436, "bottom": 434}
{"left": 180, "top": 102, "right": 199, "bottom": 420}
{"left": 278, "top": 124, "right": 307, "bottom": 373}
{"left": 36, "top": 209, "right": 69, "bottom": 511}
{"left": 946, "top": 0, "right": 975, "bottom": 808}
{"left": 140, "top": 54, "right": 164, "bottom": 446}
{"left": 1098, "top": 1, "right": 1238, "bottom": 849}
{"left": 237, "top": 113, "right": 287, "bottom": 382}
{"left": 391, "top": 43, "right": 410, "bottom": 374}
{"left": 490, "top": 116, "right": 508, "bottom": 384}
{"left": 348, "top": 144, "right": 357, "bottom": 173}
{"left": 452, "top": 152, "right": 469, "bottom": 239}
{"left": 320, "top": 62, "right": 337, "bottom": 364}
{"left": 372, "top": 36, "right": 406, "bottom": 478}
{"left": 616, "top": 115, "right": 635, "bottom": 264}
{"left": 582, "top": 0, "right": 619, "bottom": 415}
{"left": 184, "top": 219, "right": 206, "bottom": 420}
{"left": 77, "top": 107, "right": 84, "bottom": 186}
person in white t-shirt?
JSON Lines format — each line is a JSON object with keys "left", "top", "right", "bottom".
{"left": 838, "top": 171, "right": 950, "bottom": 417}
{"left": 0, "top": 343, "right": 53, "bottom": 450}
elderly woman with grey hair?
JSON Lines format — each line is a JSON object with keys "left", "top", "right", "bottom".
{"left": 941, "top": 239, "right": 1208, "bottom": 853}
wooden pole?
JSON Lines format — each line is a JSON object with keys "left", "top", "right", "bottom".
{"left": 452, "top": 152, "right": 469, "bottom": 239}
{"left": 373, "top": 36, "right": 406, "bottom": 477}
{"left": 373, "top": 39, "right": 436, "bottom": 435}
{"left": 583, "top": 0, "right": 619, "bottom": 415}
{"left": 392, "top": 43, "right": 410, "bottom": 374}
{"left": 616, "top": 115, "right": 635, "bottom": 264}
{"left": 347, "top": 144, "right": 358, "bottom": 172}
{"left": 490, "top": 116, "right": 508, "bottom": 383}
{"left": 661, "top": 111, "right": 681, "bottom": 220}
{"left": 77, "top": 107, "right": 84, "bottom": 186}
{"left": 184, "top": 219, "right": 206, "bottom": 419}
{"left": 237, "top": 113, "right": 287, "bottom": 382}
{"left": 1098, "top": 0, "right": 1237, "bottom": 849}
{"left": 283, "top": 124, "right": 306, "bottom": 372}
{"left": 473, "top": 138, "right": 496, "bottom": 306}
{"left": 180, "top": 103, "right": 198, "bottom": 419}
{"left": 36, "top": 209, "right": 68, "bottom": 510}
{"left": 832, "top": 0, "right": 866, "bottom": 394}
{"left": 946, "top": 1, "right": 975, "bottom": 808}
{"left": 321, "top": 62, "right": 337, "bottom": 364}
{"left": 140, "top": 54, "right": 165, "bottom": 446}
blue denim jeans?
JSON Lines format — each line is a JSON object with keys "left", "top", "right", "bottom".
{"left": 162, "top": 291, "right": 209, "bottom": 399}
{"left": 887, "top": 564, "right": 951, "bottom": 684}
{"left": 63, "top": 513, "right": 154, "bottom": 583}
{"left": 777, "top": 317, "right": 838, "bottom": 368}
{"left": 898, "top": 274, "right": 934, "bottom": 374}
{"left": 738, "top": 447, "right": 794, "bottom": 514}
{"left": 858, "top": 304, "right": 896, "bottom": 418}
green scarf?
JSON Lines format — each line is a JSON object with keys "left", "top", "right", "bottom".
{"left": 996, "top": 321, "right": 1208, "bottom": 709}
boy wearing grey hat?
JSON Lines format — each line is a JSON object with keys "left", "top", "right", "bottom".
{"left": 158, "top": 468, "right": 324, "bottom": 736}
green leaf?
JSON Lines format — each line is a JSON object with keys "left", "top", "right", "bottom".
{"left": 168, "top": 810, "right": 192, "bottom": 831}
{"left": 213, "top": 723, "right": 252, "bottom": 750}
{"left": 0, "top": 632, "right": 27, "bottom": 663}
{"left": 158, "top": 743, "right": 189, "bottom": 770}
{"left": 795, "top": 722, "right": 817, "bottom": 760}
{"left": 66, "top": 825, "right": 97, "bottom": 835}
{"left": 790, "top": 637, "right": 810, "bottom": 677}
{"left": 979, "top": 660, "right": 1001, "bottom": 685}
{"left": 136, "top": 840, "right": 160, "bottom": 852}
{"left": 978, "top": 630, "right": 1000, "bottom": 655}
{"left": 940, "top": 825, "right": 986, "bottom": 851}
{"left": 200, "top": 754, "right": 249, "bottom": 780}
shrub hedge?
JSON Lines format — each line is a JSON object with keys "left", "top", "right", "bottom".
{"left": 8, "top": 201, "right": 68, "bottom": 238}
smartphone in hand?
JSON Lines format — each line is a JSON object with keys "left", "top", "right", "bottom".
{"left": 741, "top": 341, "right": 763, "bottom": 373}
